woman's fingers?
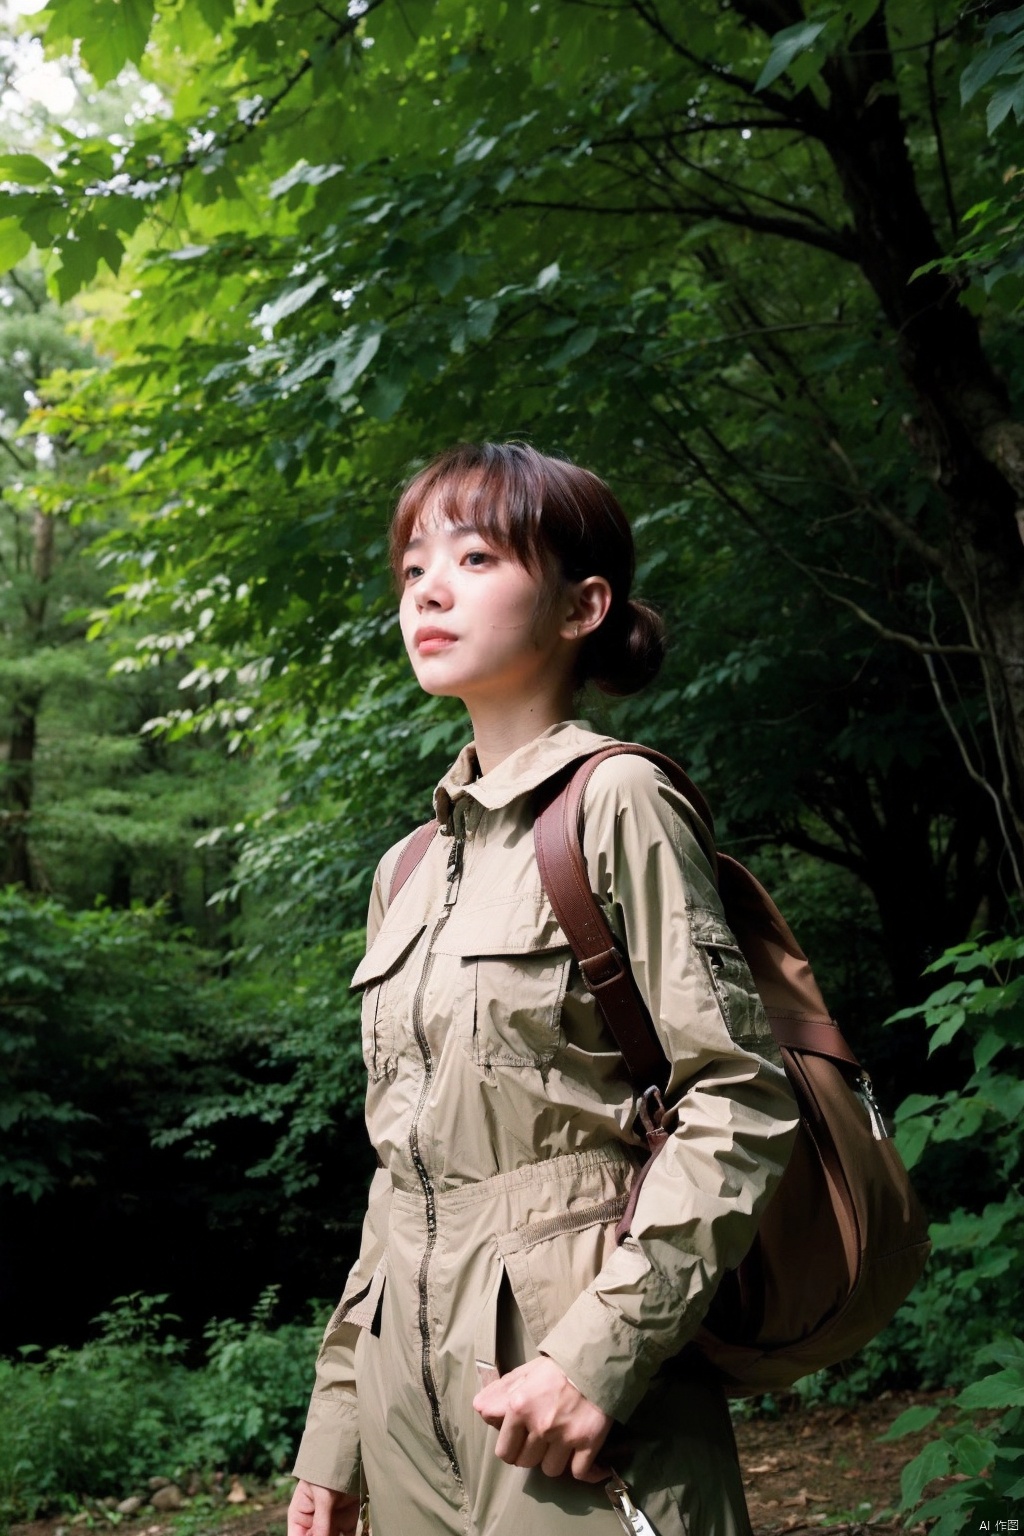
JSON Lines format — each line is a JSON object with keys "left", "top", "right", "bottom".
{"left": 539, "top": 1442, "right": 572, "bottom": 1478}
{"left": 474, "top": 1356, "right": 614, "bottom": 1483}
{"left": 287, "top": 1481, "right": 360, "bottom": 1536}
{"left": 493, "top": 1416, "right": 528, "bottom": 1465}
{"left": 570, "top": 1446, "right": 612, "bottom": 1484}
{"left": 287, "top": 1481, "right": 316, "bottom": 1536}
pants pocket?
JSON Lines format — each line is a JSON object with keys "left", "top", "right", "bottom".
{"left": 496, "top": 1193, "right": 628, "bottom": 1345}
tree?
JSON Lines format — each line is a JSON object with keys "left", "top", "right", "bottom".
{"left": 0, "top": 265, "right": 94, "bottom": 885}
{"left": 2, "top": 0, "right": 1020, "bottom": 979}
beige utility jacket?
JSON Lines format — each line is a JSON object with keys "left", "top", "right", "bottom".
{"left": 293, "top": 722, "right": 799, "bottom": 1536}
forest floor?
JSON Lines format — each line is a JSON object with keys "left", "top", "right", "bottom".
{"left": 9, "top": 1389, "right": 957, "bottom": 1536}
{"left": 733, "top": 1388, "right": 955, "bottom": 1534}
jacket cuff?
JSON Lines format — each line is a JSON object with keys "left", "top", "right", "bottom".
{"left": 539, "top": 1288, "right": 671, "bottom": 1424}
{"left": 291, "top": 1393, "right": 361, "bottom": 1495}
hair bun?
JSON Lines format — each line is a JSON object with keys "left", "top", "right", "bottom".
{"left": 587, "top": 599, "right": 666, "bottom": 696}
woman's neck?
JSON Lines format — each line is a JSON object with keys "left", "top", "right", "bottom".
{"left": 466, "top": 689, "right": 574, "bottom": 776}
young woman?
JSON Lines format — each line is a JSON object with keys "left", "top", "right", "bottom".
{"left": 288, "top": 443, "right": 799, "bottom": 1536}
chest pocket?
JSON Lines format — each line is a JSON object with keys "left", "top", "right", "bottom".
{"left": 433, "top": 900, "right": 572, "bottom": 1068}
{"left": 350, "top": 924, "right": 424, "bottom": 1080}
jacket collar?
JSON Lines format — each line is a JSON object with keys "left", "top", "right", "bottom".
{"left": 432, "top": 719, "right": 617, "bottom": 828}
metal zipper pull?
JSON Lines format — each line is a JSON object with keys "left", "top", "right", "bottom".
{"left": 445, "top": 834, "right": 464, "bottom": 907}
{"left": 855, "top": 1073, "right": 889, "bottom": 1140}
{"left": 606, "top": 1475, "right": 659, "bottom": 1536}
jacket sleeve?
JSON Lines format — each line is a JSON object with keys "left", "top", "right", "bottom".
{"left": 291, "top": 852, "right": 399, "bottom": 1491}
{"left": 291, "top": 1164, "right": 392, "bottom": 1491}
{"left": 537, "top": 755, "right": 800, "bottom": 1422}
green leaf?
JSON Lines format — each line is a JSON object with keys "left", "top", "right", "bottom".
{"left": 548, "top": 325, "right": 599, "bottom": 368}
{"left": 894, "top": 1092, "right": 937, "bottom": 1121}
{"left": 893, "top": 1115, "right": 931, "bottom": 1170}
{"left": 900, "top": 1439, "right": 953, "bottom": 1508}
{"left": 877, "top": 1404, "right": 942, "bottom": 1441}
{"left": 50, "top": 0, "right": 158, "bottom": 84}
{"left": 0, "top": 155, "right": 54, "bottom": 185}
{"left": 0, "top": 219, "right": 32, "bottom": 274}
{"left": 845, "top": 0, "right": 882, "bottom": 30}
{"left": 465, "top": 298, "right": 499, "bottom": 343}
{"left": 987, "top": 73, "right": 1024, "bottom": 133}
{"left": 954, "top": 1434, "right": 997, "bottom": 1476}
{"left": 961, "top": 32, "right": 1024, "bottom": 107}
{"left": 985, "top": 4, "right": 1024, "bottom": 37}
{"left": 95, "top": 225, "right": 126, "bottom": 278}
{"left": 257, "top": 277, "right": 328, "bottom": 331}
{"left": 973, "top": 1027, "right": 1006, "bottom": 1070}
{"left": 957, "top": 1367, "right": 1024, "bottom": 1410}
{"left": 755, "top": 19, "right": 831, "bottom": 92}
{"left": 196, "top": 0, "right": 234, "bottom": 30}
{"left": 53, "top": 233, "right": 100, "bottom": 303}
{"left": 977, "top": 1337, "right": 1024, "bottom": 1369}
{"left": 908, "top": 1488, "right": 971, "bottom": 1533}
{"left": 325, "top": 329, "right": 382, "bottom": 401}
{"left": 928, "top": 1006, "right": 966, "bottom": 1053}
{"left": 362, "top": 372, "right": 408, "bottom": 422}
{"left": 427, "top": 252, "right": 466, "bottom": 297}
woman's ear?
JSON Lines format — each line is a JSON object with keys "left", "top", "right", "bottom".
{"left": 561, "top": 576, "right": 613, "bottom": 640}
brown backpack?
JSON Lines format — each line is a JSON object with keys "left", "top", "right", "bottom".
{"left": 389, "top": 743, "right": 931, "bottom": 1393}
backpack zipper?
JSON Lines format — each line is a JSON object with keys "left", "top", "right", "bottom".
{"left": 855, "top": 1074, "right": 889, "bottom": 1140}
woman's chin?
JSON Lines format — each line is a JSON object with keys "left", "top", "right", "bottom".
{"left": 411, "top": 670, "right": 467, "bottom": 702}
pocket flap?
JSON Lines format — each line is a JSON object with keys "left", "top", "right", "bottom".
{"left": 350, "top": 923, "right": 424, "bottom": 990}
{"left": 433, "top": 896, "right": 569, "bottom": 958}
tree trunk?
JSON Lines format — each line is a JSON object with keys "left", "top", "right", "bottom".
{"left": 1, "top": 693, "right": 40, "bottom": 887}
{"left": 816, "top": 7, "right": 1024, "bottom": 870}
{"left": 1, "top": 508, "right": 56, "bottom": 889}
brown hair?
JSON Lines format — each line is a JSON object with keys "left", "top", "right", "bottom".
{"left": 389, "top": 441, "right": 665, "bottom": 696}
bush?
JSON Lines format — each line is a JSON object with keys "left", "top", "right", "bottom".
{"left": 179, "top": 1289, "right": 323, "bottom": 1473}
{"left": 0, "top": 1291, "right": 321, "bottom": 1524}
{"left": 877, "top": 932, "right": 1023, "bottom": 1533}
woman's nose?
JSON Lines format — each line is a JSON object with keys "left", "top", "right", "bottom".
{"left": 415, "top": 561, "right": 453, "bottom": 609}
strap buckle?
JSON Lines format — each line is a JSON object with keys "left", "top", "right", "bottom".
{"left": 580, "top": 946, "right": 627, "bottom": 989}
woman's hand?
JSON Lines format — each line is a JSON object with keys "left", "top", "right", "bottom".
{"left": 472, "top": 1355, "right": 613, "bottom": 1482}
{"left": 287, "top": 1478, "right": 360, "bottom": 1536}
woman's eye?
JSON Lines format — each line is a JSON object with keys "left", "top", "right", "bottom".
{"left": 464, "top": 550, "right": 493, "bottom": 567}
{"left": 402, "top": 564, "right": 423, "bottom": 582}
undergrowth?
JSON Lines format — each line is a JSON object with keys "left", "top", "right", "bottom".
{"left": 0, "top": 1289, "right": 320, "bottom": 1527}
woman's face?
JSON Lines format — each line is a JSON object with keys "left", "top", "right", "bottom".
{"left": 398, "top": 506, "right": 573, "bottom": 710}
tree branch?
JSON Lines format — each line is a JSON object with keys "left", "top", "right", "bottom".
{"left": 650, "top": 130, "right": 845, "bottom": 239}
{"left": 625, "top": 0, "right": 829, "bottom": 135}
{"left": 776, "top": 823, "right": 867, "bottom": 878}
{"left": 668, "top": 430, "right": 986, "bottom": 659}
{"left": 503, "top": 194, "right": 859, "bottom": 260}
{"left": 926, "top": 22, "right": 959, "bottom": 241}
{"left": 923, "top": 594, "right": 1024, "bottom": 897}
{"left": 825, "top": 437, "right": 947, "bottom": 574}
{"left": 0, "top": 432, "right": 34, "bottom": 472}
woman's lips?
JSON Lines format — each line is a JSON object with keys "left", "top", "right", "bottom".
{"left": 415, "top": 629, "right": 457, "bottom": 654}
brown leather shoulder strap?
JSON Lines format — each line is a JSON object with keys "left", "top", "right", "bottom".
{"left": 388, "top": 820, "right": 439, "bottom": 907}
{"left": 533, "top": 744, "right": 716, "bottom": 1092}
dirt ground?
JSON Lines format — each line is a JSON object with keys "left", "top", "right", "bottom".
{"left": 733, "top": 1388, "right": 957, "bottom": 1534}
{"left": 8, "top": 1390, "right": 957, "bottom": 1536}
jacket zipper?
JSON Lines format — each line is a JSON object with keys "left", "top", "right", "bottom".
{"left": 408, "top": 826, "right": 464, "bottom": 1482}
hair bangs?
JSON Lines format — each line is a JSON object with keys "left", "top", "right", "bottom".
{"left": 389, "top": 444, "right": 547, "bottom": 584}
